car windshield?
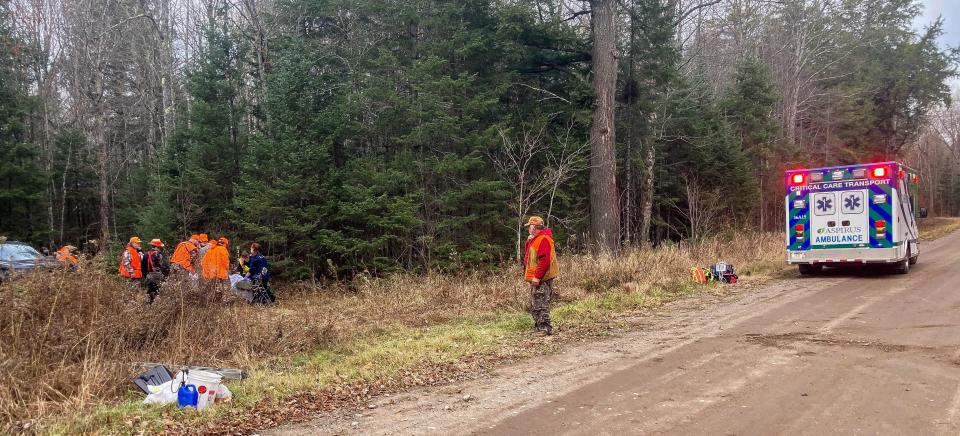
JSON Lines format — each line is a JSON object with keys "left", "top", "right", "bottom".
{"left": 0, "top": 244, "right": 42, "bottom": 262}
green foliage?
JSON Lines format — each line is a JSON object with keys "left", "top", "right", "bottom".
{"left": 83, "top": 0, "right": 954, "bottom": 277}
{"left": 667, "top": 77, "right": 759, "bottom": 218}
{"left": 141, "top": 6, "right": 249, "bottom": 241}
{"left": 0, "top": 9, "right": 46, "bottom": 244}
{"left": 229, "top": 0, "right": 587, "bottom": 277}
{"left": 810, "top": 0, "right": 957, "bottom": 159}
{"left": 619, "top": 0, "right": 757, "bottom": 240}
{"left": 723, "top": 57, "right": 781, "bottom": 162}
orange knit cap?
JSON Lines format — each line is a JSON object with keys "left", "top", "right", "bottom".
{"left": 198, "top": 234, "right": 209, "bottom": 242}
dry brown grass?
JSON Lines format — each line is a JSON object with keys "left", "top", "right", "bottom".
{"left": 0, "top": 232, "right": 787, "bottom": 433}
{"left": 919, "top": 217, "right": 960, "bottom": 241}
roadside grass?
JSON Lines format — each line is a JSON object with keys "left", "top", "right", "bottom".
{"left": 54, "top": 312, "right": 535, "bottom": 434}
{"left": 0, "top": 230, "right": 877, "bottom": 435}
{"left": 919, "top": 217, "right": 960, "bottom": 241}
{"left": 15, "top": 219, "right": 960, "bottom": 435}
{"left": 60, "top": 282, "right": 721, "bottom": 435}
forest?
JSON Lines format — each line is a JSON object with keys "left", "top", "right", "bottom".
{"left": 0, "top": 0, "right": 957, "bottom": 278}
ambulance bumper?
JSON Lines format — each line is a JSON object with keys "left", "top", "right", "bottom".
{"left": 786, "top": 246, "right": 907, "bottom": 265}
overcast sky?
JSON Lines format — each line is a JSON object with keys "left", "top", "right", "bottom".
{"left": 914, "top": 0, "right": 959, "bottom": 90}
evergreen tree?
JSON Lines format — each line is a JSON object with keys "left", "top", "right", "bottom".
{"left": 619, "top": 0, "right": 681, "bottom": 244}
{"left": 234, "top": 0, "right": 582, "bottom": 277}
{"left": 0, "top": 0, "right": 958, "bottom": 279}
{"left": 723, "top": 56, "right": 782, "bottom": 229}
{"left": 660, "top": 77, "right": 758, "bottom": 238}
{"left": 141, "top": 7, "right": 248, "bottom": 239}
{"left": 724, "top": 57, "right": 781, "bottom": 164}
{"left": 0, "top": 8, "right": 45, "bottom": 244}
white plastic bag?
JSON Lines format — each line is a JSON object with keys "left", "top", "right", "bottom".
{"left": 229, "top": 274, "right": 251, "bottom": 289}
{"left": 216, "top": 383, "right": 232, "bottom": 401}
{"left": 143, "top": 379, "right": 178, "bottom": 405}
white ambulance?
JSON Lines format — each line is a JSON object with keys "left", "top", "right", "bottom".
{"left": 785, "top": 162, "right": 923, "bottom": 274}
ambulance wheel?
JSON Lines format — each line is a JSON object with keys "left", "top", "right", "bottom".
{"left": 895, "top": 249, "right": 911, "bottom": 274}
{"left": 798, "top": 264, "right": 821, "bottom": 275}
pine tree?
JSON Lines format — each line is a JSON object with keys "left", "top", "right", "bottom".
{"left": 142, "top": 7, "right": 248, "bottom": 239}
{"left": 620, "top": 0, "right": 681, "bottom": 245}
{"left": 661, "top": 77, "right": 758, "bottom": 238}
{"left": 0, "top": 8, "right": 45, "bottom": 244}
{"left": 724, "top": 57, "right": 780, "bottom": 163}
{"left": 723, "top": 56, "right": 781, "bottom": 230}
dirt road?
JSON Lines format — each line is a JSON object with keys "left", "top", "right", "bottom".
{"left": 267, "top": 230, "right": 960, "bottom": 436}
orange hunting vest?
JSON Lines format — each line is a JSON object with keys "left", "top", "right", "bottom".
{"left": 524, "top": 234, "right": 559, "bottom": 282}
{"left": 118, "top": 246, "right": 142, "bottom": 279}
{"left": 170, "top": 241, "right": 197, "bottom": 272}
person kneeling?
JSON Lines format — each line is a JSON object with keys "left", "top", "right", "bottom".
{"left": 246, "top": 243, "right": 275, "bottom": 304}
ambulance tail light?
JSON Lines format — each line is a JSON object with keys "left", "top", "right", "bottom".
{"left": 875, "top": 219, "right": 887, "bottom": 239}
{"left": 794, "top": 224, "right": 804, "bottom": 238}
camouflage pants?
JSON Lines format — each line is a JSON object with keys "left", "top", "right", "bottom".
{"left": 530, "top": 280, "right": 553, "bottom": 331}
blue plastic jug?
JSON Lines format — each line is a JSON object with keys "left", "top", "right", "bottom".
{"left": 177, "top": 384, "right": 198, "bottom": 408}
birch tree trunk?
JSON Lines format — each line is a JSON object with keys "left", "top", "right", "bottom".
{"left": 638, "top": 139, "right": 655, "bottom": 247}
{"left": 160, "top": 0, "right": 175, "bottom": 147}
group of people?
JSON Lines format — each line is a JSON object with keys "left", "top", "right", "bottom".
{"left": 118, "top": 233, "right": 274, "bottom": 304}
{"left": 103, "top": 216, "right": 554, "bottom": 331}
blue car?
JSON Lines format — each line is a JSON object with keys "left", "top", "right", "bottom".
{"left": 0, "top": 241, "right": 59, "bottom": 285}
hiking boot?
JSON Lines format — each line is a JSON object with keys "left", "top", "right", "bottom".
{"left": 543, "top": 325, "right": 553, "bottom": 336}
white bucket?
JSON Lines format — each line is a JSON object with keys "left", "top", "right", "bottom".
{"left": 184, "top": 369, "right": 223, "bottom": 410}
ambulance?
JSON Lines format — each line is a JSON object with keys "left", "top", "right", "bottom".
{"left": 785, "top": 162, "right": 923, "bottom": 274}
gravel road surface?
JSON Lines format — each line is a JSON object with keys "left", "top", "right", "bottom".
{"left": 267, "top": 230, "right": 960, "bottom": 436}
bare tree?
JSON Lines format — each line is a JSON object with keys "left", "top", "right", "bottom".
{"left": 930, "top": 95, "right": 960, "bottom": 161}
{"left": 59, "top": 0, "right": 162, "bottom": 249}
{"left": 491, "top": 123, "right": 588, "bottom": 260}
{"left": 675, "top": 174, "right": 723, "bottom": 241}
{"left": 9, "top": 0, "right": 63, "bottom": 246}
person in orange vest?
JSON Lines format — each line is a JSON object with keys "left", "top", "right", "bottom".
{"left": 56, "top": 245, "right": 79, "bottom": 271}
{"left": 170, "top": 234, "right": 200, "bottom": 274}
{"left": 118, "top": 236, "right": 144, "bottom": 283}
{"left": 201, "top": 238, "right": 230, "bottom": 282}
{"left": 196, "top": 233, "right": 211, "bottom": 270}
{"left": 523, "top": 216, "right": 559, "bottom": 336}
{"left": 216, "top": 237, "right": 231, "bottom": 275}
